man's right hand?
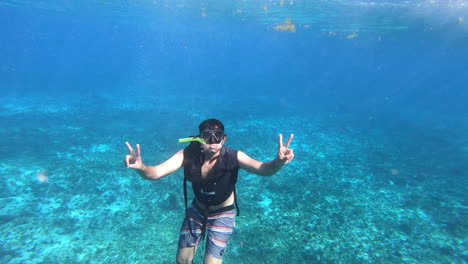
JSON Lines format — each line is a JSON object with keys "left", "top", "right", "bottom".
{"left": 125, "top": 142, "right": 145, "bottom": 170}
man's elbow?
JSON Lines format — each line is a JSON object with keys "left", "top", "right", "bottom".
{"left": 257, "top": 167, "right": 276, "bottom": 177}
{"left": 139, "top": 169, "right": 162, "bottom": 180}
{"left": 146, "top": 172, "right": 164, "bottom": 180}
{"left": 146, "top": 175, "right": 161, "bottom": 180}
{"left": 258, "top": 163, "right": 279, "bottom": 176}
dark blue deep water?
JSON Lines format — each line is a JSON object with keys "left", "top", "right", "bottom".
{"left": 1, "top": 1, "right": 467, "bottom": 263}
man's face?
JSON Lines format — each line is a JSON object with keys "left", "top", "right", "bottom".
{"left": 200, "top": 129, "right": 226, "bottom": 154}
{"left": 201, "top": 138, "right": 225, "bottom": 154}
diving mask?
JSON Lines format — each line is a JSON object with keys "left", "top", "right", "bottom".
{"left": 200, "top": 129, "right": 225, "bottom": 144}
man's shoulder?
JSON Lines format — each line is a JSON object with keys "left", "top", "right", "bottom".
{"left": 223, "top": 146, "right": 238, "bottom": 155}
{"left": 222, "top": 146, "right": 239, "bottom": 167}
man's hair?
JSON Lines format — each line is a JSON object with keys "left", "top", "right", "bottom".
{"left": 199, "top": 119, "right": 224, "bottom": 133}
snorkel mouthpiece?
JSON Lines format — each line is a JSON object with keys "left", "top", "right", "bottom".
{"left": 178, "top": 137, "right": 207, "bottom": 144}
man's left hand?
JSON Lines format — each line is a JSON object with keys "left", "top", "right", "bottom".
{"left": 278, "top": 134, "right": 294, "bottom": 165}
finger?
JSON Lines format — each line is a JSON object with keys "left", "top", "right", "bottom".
{"left": 284, "top": 134, "right": 294, "bottom": 148}
{"left": 125, "top": 142, "right": 135, "bottom": 154}
{"left": 124, "top": 155, "right": 131, "bottom": 167}
{"left": 285, "top": 153, "right": 294, "bottom": 164}
{"left": 278, "top": 134, "right": 283, "bottom": 148}
{"left": 136, "top": 144, "right": 141, "bottom": 156}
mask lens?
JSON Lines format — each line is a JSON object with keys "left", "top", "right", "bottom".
{"left": 201, "top": 130, "right": 224, "bottom": 143}
{"left": 212, "top": 131, "right": 224, "bottom": 139}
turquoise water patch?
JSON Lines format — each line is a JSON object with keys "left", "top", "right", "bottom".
{"left": 1, "top": 0, "right": 467, "bottom": 262}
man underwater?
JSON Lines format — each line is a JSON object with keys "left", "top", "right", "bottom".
{"left": 124, "top": 119, "right": 294, "bottom": 264}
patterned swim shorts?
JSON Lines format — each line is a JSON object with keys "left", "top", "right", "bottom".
{"left": 178, "top": 201, "right": 236, "bottom": 259}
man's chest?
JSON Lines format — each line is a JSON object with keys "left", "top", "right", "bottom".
{"left": 201, "top": 160, "right": 218, "bottom": 179}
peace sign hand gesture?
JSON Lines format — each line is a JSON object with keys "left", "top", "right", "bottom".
{"left": 278, "top": 134, "right": 294, "bottom": 165}
{"left": 124, "top": 142, "right": 145, "bottom": 169}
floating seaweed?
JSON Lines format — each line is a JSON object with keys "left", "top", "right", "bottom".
{"left": 274, "top": 18, "right": 296, "bottom": 32}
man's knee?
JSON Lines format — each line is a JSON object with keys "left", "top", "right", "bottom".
{"left": 176, "top": 257, "right": 192, "bottom": 264}
{"left": 203, "top": 253, "right": 223, "bottom": 264}
{"left": 176, "top": 247, "right": 195, "bottom": 264}
{"left": 176, "top": 256, "right": 193, "bottom": 264}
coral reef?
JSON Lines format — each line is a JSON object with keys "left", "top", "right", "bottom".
{"left": 0, "top": 95, "right": 466, "bottom": 263}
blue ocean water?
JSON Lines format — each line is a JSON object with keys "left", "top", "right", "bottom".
{"left": 1, "top": 1, "right": 467, "bottom": 263}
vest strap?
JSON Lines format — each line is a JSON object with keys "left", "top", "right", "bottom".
{"left": 233, "top": 187, "right": 240, "bottom": 216}
{"left": 184, "top": 175, "right": 196, "bottom": 238}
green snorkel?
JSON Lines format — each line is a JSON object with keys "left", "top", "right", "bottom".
{"left": 178, "top": 137, "right": 206, "bottom": 144}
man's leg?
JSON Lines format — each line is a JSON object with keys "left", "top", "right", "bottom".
{"left": 178, "top": 204, "right": 204, "bottom": 264}
{"left": 203, "top": 208, "right": 236, "bottom": 264}
{"left": 203, "top": 253, "right": 223, "bottom": 264}
{"left": 176, "top": 246, "right": 197, "bottom": 264}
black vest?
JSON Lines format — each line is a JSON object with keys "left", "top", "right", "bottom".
{"left": 183, "top": 142, "right": 239, "bottom": 206}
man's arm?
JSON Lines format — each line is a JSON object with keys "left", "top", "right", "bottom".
{"left": 238, "top": 134, "right": 294, "bottom": 176}
{"left": 238, "top": 151, "right": 285, "bottom": 176}
{"left": 125, "top": 142, "right": 184, "bottom": 180}
{"left": 134, "top": 150, "right": 184, "bottom": 180}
